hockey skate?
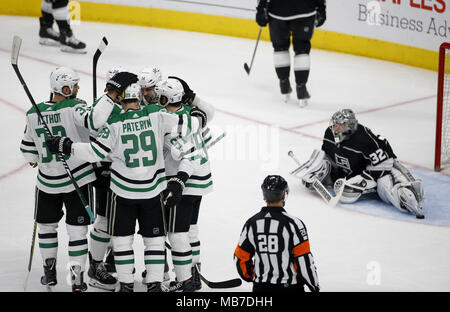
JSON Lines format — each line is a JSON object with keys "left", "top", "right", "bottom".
{"left": 296, "top": 83, "right": 310, "bottom": 108}
{"left": 147, "top": 281, "right": 163, "bottom": 292}
{"left": 166, "top": 278, "right": 196, "bottom": 292}
{"left": 279, "top": 79, "right": 292, "bottom": 103}
{"left": 70, "top": 265, "right": 88, "bottom": 292}
{"left": 88, "top": 252, "right": 117, "bottom": 291}
{"left": 38, "top": 17, "right": 60, "bottom": 47}
{"left": 59, "top": 29, "right": 87, "bottom": 54}
{"left": 118, "top": 282, "right": 134, "bottom": 292}
{"left": 40, "top": 258, "right": 57, "bottom": 291}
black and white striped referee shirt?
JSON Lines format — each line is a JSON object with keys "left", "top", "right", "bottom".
{"left": 234, "top": 206, "right": 319, "bottom": 291}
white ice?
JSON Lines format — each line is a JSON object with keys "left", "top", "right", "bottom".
{"left": 0, "top": 15, "right": 449, "bottom": 292}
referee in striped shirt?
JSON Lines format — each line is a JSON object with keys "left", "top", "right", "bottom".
{"left": 234, "top": 175, "right": 319, "bottom": 292}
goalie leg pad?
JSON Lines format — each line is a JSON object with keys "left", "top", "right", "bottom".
{"left": 377, "top": 174, "right": 423, "bottom": 216}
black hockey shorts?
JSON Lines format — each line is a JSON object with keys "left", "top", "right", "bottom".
{"left": 34, "top": 184, "right": 93, "bottom": 226}
{"left": 106, "top": 191, "right": 165, "bottom": 237}
{"left": 166, "top": 195, "right": 202, "bottom": 233}
{"left": 252, "top": 282, "right": 305, "bottom": 293}
{"left": 268, "top": 16, "right": 316, "bottom": 53}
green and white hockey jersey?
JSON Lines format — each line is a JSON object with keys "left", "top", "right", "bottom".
{"left": 71, "top": 105, "right": 202, "bottom": 200}
{"left": 20, "top": 95, "right": 117, "bottom": 194}
{"left": 163, "top": 105, "right": 213, "bottom": 196}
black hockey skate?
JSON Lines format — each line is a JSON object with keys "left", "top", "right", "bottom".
{"left": 88, "top": 252, "right": 117, "bottom": 291}
{"left": 40, "top": 258, "right": 57, "bottom": 289}
{"left": 70, "top": 265, "right": 88, "bottom": 292}
{"left": 166, "top": 278, "right": 196, "bottom": 292}
{"left": 38, "top": 17, "right": 60, "bottom": 46}
{"left": 118, "top": 282, "right": 134, "bottom": 292}
{"left": 59, "top": 28, "right": 87, "bottom": 54}
{"left": 279, "top": 79, "right": 292, "bottom": 103}
{"left": 147, "top": 282, "right": 163, "bottom": 292}
{"left": 296, "top": 83, "right": 310, "bottom": 108}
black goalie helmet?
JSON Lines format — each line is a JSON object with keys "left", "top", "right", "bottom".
{"left": 261, "top": 175, "right": 289, "bottom": 202}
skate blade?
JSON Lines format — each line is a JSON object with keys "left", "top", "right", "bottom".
{"left": 60, "top": 46, "right": 87, "bottom": 54}
{"left": 298, "top": 99, "right": 309, "bottom": 108}
{"left": 89, "top": 279, "right": 117, "bottom": 291}
{"left": 282, "top": 93, "right": 290, "bottom": 103}
{"left": 39, "top": 38, "right": 61, "bottom": 47}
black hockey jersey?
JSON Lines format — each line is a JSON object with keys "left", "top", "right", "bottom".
{"left": 321, "top": 124, "right": 396, "bottom": 181}
{"left": 258, "top": 0, "right": 325, "bottom": 19}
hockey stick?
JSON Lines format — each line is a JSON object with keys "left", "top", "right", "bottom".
{"left": 194, "top": 263, "right": 242, "bottom": 289}
{"left": 244, "top": 27, "right": 262, "bottom": 75}
{"left": 23, "top": 221, "right": 37, "bottom": 291}
{"left": 288, "top": 150, "right": 345, "bottom": 207}
{"left": 11, "top": 36, "right": 95, "bottom": 222}
{"left": 205, "top": 131, "right": 226, "bottom": 150}
{"left": 93, "top": 36, "right": 109, "bottom": 102}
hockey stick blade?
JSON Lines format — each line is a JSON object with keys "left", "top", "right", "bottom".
{"left": 11, "top": 36, "right": 22, "bottom": 65}
{"left": 195, "top": 264, "right": 242, "bottom": 289}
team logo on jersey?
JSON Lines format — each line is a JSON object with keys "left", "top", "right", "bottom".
{"left": 335, "top": 154, "right": 351, "bottom": 171}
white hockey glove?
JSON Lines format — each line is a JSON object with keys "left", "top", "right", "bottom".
{"left": 337, "top": 171, "right": 377, "bottom": 204}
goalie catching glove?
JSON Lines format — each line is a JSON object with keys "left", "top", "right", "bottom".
{"left": 162, "top": 171, "right": 189, "bottom": 209}
{"left": 46, "top": 136, "right": 73, "bottom": 156}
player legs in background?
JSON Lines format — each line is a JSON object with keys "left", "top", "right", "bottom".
{"left": 291, "top": 16, "right": 315, "bottom": 107}
{"left": 188, "top": 196, "right": 202, "bottom": 290}
{"left": 38, "top": 0, "right": 86, "bottom": 53}
{"left": 268, "top": 19, "right": 292, "bottom": 102}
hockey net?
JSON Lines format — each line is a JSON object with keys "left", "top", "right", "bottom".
{"left": 435, "top": 42, "right": 450, "bottom": 172}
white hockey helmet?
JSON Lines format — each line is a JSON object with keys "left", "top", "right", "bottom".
{"left": 119, "top": 83, "right": 142, "bottom": 102}
{"left": 50, "top": 67, "right": 80, "bottom": 97}
{"left": 106, "top": 66, "right": 125, "bottom": 81}
{"left": 154, "top": 78, "right": 184, "bottom": 106}
{"left": 330, "top": 109, "right": 358, "bottom": 143}
{"left": 138, "top": 67, "right": 163, "bottom": 88}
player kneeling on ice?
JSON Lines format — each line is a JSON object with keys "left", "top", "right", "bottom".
{"left": 291, "top": 109, "right": 424, "bottom": 218}
{"left": 45, "top": 82, "right": 208, "bottom": 292}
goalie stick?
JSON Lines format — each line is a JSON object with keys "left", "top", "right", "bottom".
{"left": 11, "top": 36, "right": 95, "bottom": 222}
{"left": 93, "top": 36, "right": 109, "bottom": 102}
{"left": 288, "top": 150, "right": 345, "bottom": 207}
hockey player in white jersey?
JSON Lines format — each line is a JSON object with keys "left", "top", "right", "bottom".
{"left": 142, "top": 78, "right": 214, "bottom": 292}
{"left": 19, "top": 67, "right": 132, "bottom": 291}
{"left": 46, "top": 83, "right": 208, "bottom": 292}
{"left": 138, "top": 66, "right": 163, "bottom": 106}
{"left": 86, "top": 69, "right": 138, "bottom": 290}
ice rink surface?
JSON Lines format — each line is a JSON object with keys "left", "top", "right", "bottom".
{"left": 0, "top": 15, "right": 449, "bottom": 292}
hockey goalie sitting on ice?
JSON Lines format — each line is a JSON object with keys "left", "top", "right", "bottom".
{"left": 292, "top": 109, "right": 425, "bottom": 218}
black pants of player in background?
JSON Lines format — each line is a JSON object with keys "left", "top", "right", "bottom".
{"left": 268, "top": 16, "right": 315, "bottom": 88}
{"left": 253, "top": 282, "right": 305, "bottom": 293}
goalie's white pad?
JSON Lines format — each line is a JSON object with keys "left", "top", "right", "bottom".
{"left": 377, "top": 168, "right": 424, "bottom": 216}
{"left": 336, "top": 172, "right": 377, "bottom": 204}
{"left": 301, "top": 150, "right": 331, "bottom": 188}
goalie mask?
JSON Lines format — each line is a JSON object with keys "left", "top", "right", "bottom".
{"left": 154, "top": 78, "right": 184, "bottom": 107}
{"left": 330, "top": 109, "right": 358, "bottom": 143}
{"left": 50, "top": 67, "right": 80, "bottom": 97}
{"left": 261, "top": 175, "right": 289, "bottom": 203}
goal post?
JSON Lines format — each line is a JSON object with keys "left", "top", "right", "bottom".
{"left": 435, "top": 42, "right": 450, "bottom": 172}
